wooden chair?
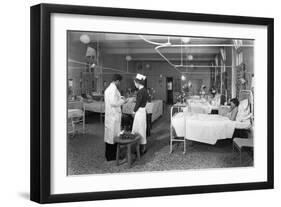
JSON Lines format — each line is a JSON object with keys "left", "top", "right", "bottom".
{"left": 68, "top": 100, "right": 85, "bottom": 136}
{"left": 68, "top": 109, "right": 85, "bottom": 136}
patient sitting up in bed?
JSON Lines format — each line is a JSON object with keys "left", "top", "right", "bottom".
{"left": 227, "top": 98, "right": 239, "bottom": 121}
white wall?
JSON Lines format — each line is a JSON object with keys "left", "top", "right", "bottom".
{"left": 1, "top": 0, "right": 280, "bottom": 207}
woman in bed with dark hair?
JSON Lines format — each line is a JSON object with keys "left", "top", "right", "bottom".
{"left": 228, "top": 98, "right": 239, "bottom": 121}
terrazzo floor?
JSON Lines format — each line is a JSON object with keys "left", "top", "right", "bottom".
{"left": 67, "top": 109, "right": 253, "bottom": 175}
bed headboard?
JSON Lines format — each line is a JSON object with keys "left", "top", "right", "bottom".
{"left": 170, "top": 104, "right": 187, "bottom": 117}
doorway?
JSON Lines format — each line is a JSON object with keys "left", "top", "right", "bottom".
{"left": 166, "top": 77, "right": 173, "bottom": 104}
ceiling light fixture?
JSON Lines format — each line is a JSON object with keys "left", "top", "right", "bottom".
{"left": 125, "top": 55, "right": 132, "bottom": 61}
{"left": 187, "top": 54, "right": 193, "bottom": 60}
{"left": 182, "top": 37, "right": 191, "bottom": 43}
{"left": 181, "top": 75, "right": 186, "bottom": 81}
{"left": 80, "top": 34, "right": 91, "bottom": 44}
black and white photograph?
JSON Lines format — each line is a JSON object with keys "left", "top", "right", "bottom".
{"left": 29, "top": 2, "right": 274, "bottom": 203}
{"left": 67, "top": 31, "right": 255, "bottom": 175}
{"left": 0, "top": 0, "right": 279, "bottom": 206}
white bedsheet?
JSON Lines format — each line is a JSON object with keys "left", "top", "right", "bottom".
{"left": 177, "top": 99, "right": 214, "bottom": 114}
{"left": 171, "top": 112, "right": 236, "bottom": 145}
{"left": 150, "top": 100, "right": 163, "bottom": 122}
{"left": 84, "top": 101, "right": 105, "bottom": 113}
{"left": 68, "top": 109, "right": 83, "bottom": 118}
{"left": 234, "top": 119, "right": 251, "bottom": 129}
{"left": 188, "top": 101, "right": 212, "bottom": 114}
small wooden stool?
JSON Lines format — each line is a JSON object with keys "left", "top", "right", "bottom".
{"left": 114, "top": 135, "right": 141, "bottom": 168}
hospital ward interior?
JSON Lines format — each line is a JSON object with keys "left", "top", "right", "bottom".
{"left": 67, "top": 32, "right": 254, "bottom": 175}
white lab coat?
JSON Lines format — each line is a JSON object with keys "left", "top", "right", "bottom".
{"left": 104, "top": 82, "right": 124, "bottom": 144}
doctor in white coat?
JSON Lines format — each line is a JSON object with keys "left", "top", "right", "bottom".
{"left": 104, "top": 74, "right": 127, "bottom": 161}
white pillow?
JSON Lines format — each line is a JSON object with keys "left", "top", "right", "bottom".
{"left": 236, "top": 99, "right": 250, "bottom": 122}
{"left": 183, "top": 106, "right": 189, "bottom": 113}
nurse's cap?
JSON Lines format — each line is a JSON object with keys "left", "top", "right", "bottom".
{"left": 134, "top": 73, "right": 146, "bottom": 85}
{"left": 136, "top": 73, "right": 146, "bottom": 80}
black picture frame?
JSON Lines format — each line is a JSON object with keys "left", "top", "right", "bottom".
{"left": 30, "top": 3, "right": 274, "bottom": 204}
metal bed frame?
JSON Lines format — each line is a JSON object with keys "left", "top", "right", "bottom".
{"left": 170, "top": 90, "right": 254, "bottom": 155}
{"left": 170, "top": 103, "right": 187, "bottom": 154}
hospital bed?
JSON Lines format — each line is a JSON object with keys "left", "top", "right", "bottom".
{"left": 83, "top": 95, "right": 105, "bottom": 121}
{"left": 170, "top": 90, "right": 254, "bottom": 153}
{"left": 84, "top": 101, "right": 105, "bottom": 113}
{"left": 83, "top": 98, "right": 163, "bottom": 123}
{"left": 187, "top": 98, "right": 212, "bottom": 114}
{"left": 122, "top": 99, "right": 163, "bottom": 123}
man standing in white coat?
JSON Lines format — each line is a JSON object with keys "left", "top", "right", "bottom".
{"left": 104, "top": 74, "right": 127, "bottom": 161}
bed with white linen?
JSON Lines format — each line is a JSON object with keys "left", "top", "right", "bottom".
{"left": 122, "top": 99, "right": 163, "bottom": 122}
{"left": 150, "top": 100, "right": 163, "bottom": 122}
{"left": 83, "top": 101, "right": 105, "bottom": 113}
{"left": 170, "top": 90, "right": 253, "bottom": 153}
{"left": 177, "top": 97, "right": 219, "bottom": 114}
{"left": 171, "top": 112, "right": 236, "bottom": 145}
{"left": 83, "top": 94, "right": 105, "bottom": 113}
{"left": 187, "top": 99, "right": 212, "bottom": 114}
{"left": 83, "top": 100, "right": 105, "bottom": 122}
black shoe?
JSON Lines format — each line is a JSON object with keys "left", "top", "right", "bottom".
{"left": 140, "top": 149, "right": 147, "bottom": 156}
{"left": 106, "top": 157, "right": 116, "bottom": 161}
{"left": 140, "top": 144, "right": 147, "bottom": 156}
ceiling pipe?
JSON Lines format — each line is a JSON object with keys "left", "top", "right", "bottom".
{"left": 139, "top": 35, "right": 171, "bottom": 46}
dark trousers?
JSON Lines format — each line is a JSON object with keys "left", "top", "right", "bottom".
{"left": 146, "top": 113, "right": 152, "bottom": 137}
{"left": 211, "top": 109, "right": 219, "bottom": 114}
{"left": 105, "top": 142, "right": 117, "bottom": 161}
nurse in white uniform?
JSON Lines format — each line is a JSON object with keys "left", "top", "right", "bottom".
{"left": 132, "top": 74, "right": 148, "bottom": 154}
{"left": 104, "top": 74, "right": 127, "bottom": 161}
